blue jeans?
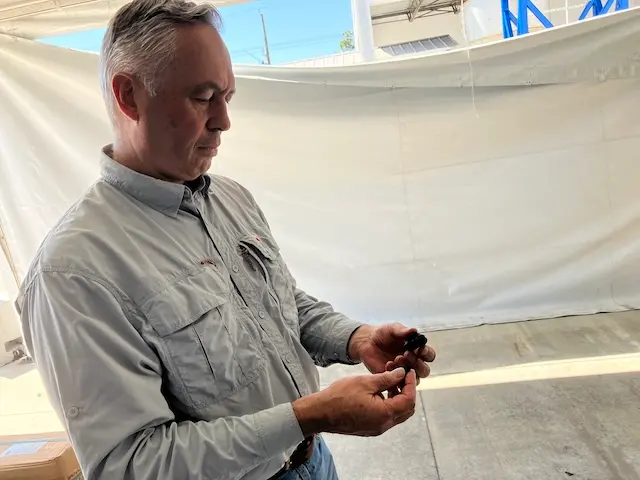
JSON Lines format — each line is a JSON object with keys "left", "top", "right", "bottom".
{"left": 278, "top": 436, "right": 340, "bottom": 480}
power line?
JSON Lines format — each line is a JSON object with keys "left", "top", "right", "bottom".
{"left": 229, "top": 33, "right": 343, "bottom": 56}
{"left": 226, "top": 8, "right": 346, "bottom": 64}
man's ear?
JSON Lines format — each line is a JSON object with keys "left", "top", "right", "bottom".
{"left": 112, "top": 73, "right": 141, "bottom": 122}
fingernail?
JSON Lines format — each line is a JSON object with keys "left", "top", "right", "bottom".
{"left": 392, "top": 367, "right": 405, "bottom": 376}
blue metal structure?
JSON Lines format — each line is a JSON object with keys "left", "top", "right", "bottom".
{"left": 501, "top": 0, "right": 629, "bottom": 38}
{"left": 578, "top": 0, "right": 629, "bottom": 19}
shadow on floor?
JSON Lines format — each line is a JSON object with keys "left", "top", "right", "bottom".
{"left": 0, "top": 359, "right": 35, "bottom": 380}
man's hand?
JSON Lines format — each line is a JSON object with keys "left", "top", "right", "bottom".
{"left": 292, "top": 368, "right": 417, "bottom": 437}
{"left": 348, "top": 324, "right": 436, "bottom": 380}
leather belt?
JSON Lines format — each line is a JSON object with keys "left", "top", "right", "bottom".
{"left": 268, "top": 436, "right": 315, "bottom": 478}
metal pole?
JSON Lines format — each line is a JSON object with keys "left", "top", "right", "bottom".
{"left": 260, "top": 12, "right": 271, "bottom": 65}
{"left": 0, "top": 218, "right": 20, "bottom": 288}
{"left": 351, "top": 0, "right": 376, "bottom": 63}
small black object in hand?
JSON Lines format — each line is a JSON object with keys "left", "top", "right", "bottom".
{"left": 403, "top": 331, "right": 428, "bottom": 353}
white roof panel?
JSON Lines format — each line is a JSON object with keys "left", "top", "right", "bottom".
{"left": 0, "top": 0, "right": 249, "bottom": 39}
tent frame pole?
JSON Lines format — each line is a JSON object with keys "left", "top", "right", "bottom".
{"left": 0, "top": 217, "right": 21, "bottom": 289}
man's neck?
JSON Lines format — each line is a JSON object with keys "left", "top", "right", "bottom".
{"left": 110, "top": 141, "right": 146, "bottom": 175}
{"left": 110, "top": 141, "right": 183, "bottom": 184}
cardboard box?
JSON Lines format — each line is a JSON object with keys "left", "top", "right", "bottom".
{"left": 0, "top": 431, "right": 82, "bottom": 480}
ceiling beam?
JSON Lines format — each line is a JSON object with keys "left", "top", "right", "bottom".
{"left": 0, "top": 0, "right": 102, "bottom": 22}
{"left": 407, "top": 0, "right": 426, "bottom": 21}
{"left": 372, "top": 0, "right": 462, "bottom": 22}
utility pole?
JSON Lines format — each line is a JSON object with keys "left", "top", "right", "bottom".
{"left": 260, "top": 12, "right": 271, "bottom": 65}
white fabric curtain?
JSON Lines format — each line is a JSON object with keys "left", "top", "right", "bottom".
{"left": 0, "top": 0, "right": 246, "bottom": 39}
{"left": 1, "top": 8, "right": 640, "bottom": 329}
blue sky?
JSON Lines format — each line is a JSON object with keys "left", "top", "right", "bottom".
{"left": 39, "top": 0, "right": 354, "bottom": 64}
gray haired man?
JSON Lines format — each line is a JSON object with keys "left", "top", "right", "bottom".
{"left": 15, "top": 1, "right": 436, "bottom": 478}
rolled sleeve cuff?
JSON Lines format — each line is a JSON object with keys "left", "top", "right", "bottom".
{"left": 330, "top": 317, "right": 365, "bottom": 365}
{"left": 255, "top": 402, "right": 305, "bottom": 458}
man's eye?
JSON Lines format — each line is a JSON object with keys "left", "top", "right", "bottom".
{"left": 196, "top": 98, "right": 210, "bottom": 103}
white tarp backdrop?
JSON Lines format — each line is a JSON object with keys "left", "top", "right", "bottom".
{"left": 1, "top": 8, "right": 640, "bottom": 330}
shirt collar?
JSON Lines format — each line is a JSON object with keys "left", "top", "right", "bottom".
{"left": 99, "top": 145, "right": 211, "bottom": 217}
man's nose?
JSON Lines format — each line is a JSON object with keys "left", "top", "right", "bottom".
{"left": 207, "top": 102, "right": 231, "bottom": 132}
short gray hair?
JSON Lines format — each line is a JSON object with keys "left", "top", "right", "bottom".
{"left": 100, "top": 0, "right": 222, "bottom": 120}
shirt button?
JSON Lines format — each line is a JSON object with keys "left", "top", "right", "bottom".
{"left": 258, "top": 311, "right": 266, "bottom": 319}
{"left": 232, "top": 265, "right": 239, "bottom": 273}
{"left": 66, "top": 407, "right": 79, "bottom": 419}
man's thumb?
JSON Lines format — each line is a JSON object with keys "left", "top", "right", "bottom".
{"left": 371, "top": 367, "right": 406, "bottom": 392}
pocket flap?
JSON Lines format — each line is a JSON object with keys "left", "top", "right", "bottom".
{"left": 140, "top": 267, "right": 230, "bottom": 337}
{"left": 239, "top": 234, "right": 278, "bottom": 261}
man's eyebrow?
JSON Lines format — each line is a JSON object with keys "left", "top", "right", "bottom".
{"left": 192, "top": 82, "right": 235, "bottom": 95}
{"left": 192, "top": 82, "right": 220, "bottom": 94}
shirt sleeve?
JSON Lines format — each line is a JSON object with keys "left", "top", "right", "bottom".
{"left": 291, "top": 282, "right": 364, "bottom": 367}
{"left": 16, "top": 271, "right": 303, "bottom": 480}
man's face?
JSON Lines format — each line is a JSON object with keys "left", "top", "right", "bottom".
{"left": 132, "top": 24, "right": 235, "bottom": 183}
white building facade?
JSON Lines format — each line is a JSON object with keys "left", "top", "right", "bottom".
{"left": 286, "top": 0, "right": 638, "bottom": 66}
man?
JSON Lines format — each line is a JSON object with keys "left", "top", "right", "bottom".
{"left": 15, "top": 1, "right": 436, "bottom": 479}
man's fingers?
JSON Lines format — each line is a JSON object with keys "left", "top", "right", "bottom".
{"left": 402, "top": 369, "right": 417, "bottom": 395}
{"left": 394, "top": 409, "right": 415, "bottom": 426}
{"left": 394, "top": 354, "right": 417, "bottom": 374}
{"left": 419, "top": 345, "right": 437, "bottom": 362}
{"left": 384, "top": 362, "right": 403, "bottom": 395}
{"left": 394, "top": 354, "right": 407, "bottom": 367}
{"left": 389, "top": 322, "right": 417, "bottom": 340}
{"left": 402, "top": 351, "right": 432, "bottom": 378}
{"left": 386, "top": 357, "right": 429, "bottom": 380}
{"left": 369, "top": 367, "right": 406, "bottom": 393}
{"left": 385, "top": 370, "right": 417, "bottom": 416}
{"left": 405, "top": 345, "right": 436, "bottom": 363}
{"left": 387, "top": 386, "right": 401, "bottom": 398}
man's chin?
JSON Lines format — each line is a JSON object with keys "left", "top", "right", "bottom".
{"left": 185, "top": 155, "right": 213, "bottom": 180}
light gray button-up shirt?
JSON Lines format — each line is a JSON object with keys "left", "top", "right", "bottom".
{"left": 15, "top": 146, "right": 363, "bottom": 480}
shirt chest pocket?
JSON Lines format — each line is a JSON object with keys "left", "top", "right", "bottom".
{"left": 140, "top": 267, "right": 266, "bottom": 410}
{"left": 239, "top": 234, "right": 300, "bottom": 332}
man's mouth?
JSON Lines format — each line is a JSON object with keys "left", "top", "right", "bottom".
{"left": 198, "top": 144, "right": 219, "bottom": 156}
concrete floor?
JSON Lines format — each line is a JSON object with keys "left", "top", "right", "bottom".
{"left": 320, "top": 311, "right": 640, "bottom": 480}
{"left": 1, "top": 311, "right": 640, "bottom": 479}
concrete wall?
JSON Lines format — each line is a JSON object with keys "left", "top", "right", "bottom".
{"left": 372, "top": 12, "right": 465, "bottom": 47}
